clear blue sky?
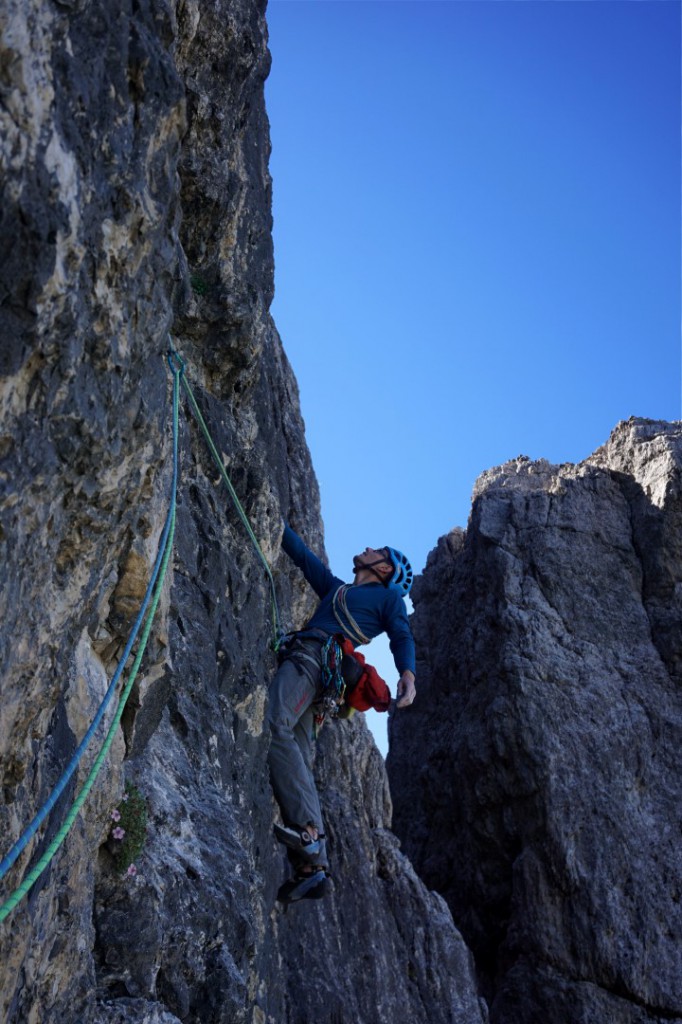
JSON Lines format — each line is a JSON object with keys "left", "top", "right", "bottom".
{"left": 265, "top": 0, "right": 681, "bottom": 754}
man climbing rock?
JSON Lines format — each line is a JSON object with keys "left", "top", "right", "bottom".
{"left": 267, "top": 523, "right": 416, "bottom": 905}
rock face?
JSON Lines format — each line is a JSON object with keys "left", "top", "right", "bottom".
{"left": 5, "top": 3, "right": 678, "bottom": 1022}
{"left": 388, "top": 419, "right": 682, "bottom": 1024}
{"left": 0, "top": 2, "right": 484, "bottom": 1022}
{"left": 279, "top": 717, "right": 485, "bottom": 1024}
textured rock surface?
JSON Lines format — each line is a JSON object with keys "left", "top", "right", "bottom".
{"left": 278, "top": 716, "right": 486, "bottom": 1024}
{"left": 388, "top": 419, "right": 682, "bottom": 1024}
{"left": 0, "top": 2, "right": 483, "bottom": 1022}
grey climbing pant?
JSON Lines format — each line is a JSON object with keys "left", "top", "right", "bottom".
{"left": 267, "top": 638, "right": 328, "bottom": 868}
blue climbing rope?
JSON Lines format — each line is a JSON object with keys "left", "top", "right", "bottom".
{"left": 1, "top": 340, "right": 286, "bottom": 921}
{"left": 0, "top": 354, "right": 183, "bottom": 885}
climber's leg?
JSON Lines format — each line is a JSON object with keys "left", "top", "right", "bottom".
{"left": 267, "top": 654, "right": 328, "bottom": 868}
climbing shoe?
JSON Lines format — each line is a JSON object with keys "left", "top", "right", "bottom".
{"left": 277, "top": 868, "right": 329, "bottom": 905}
{"left": 273, "top": 823, "right": 323, "bottom": 861}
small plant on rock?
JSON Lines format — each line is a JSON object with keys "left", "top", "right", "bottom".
{"left": 189, "top": 272, "right": 209, "bottom": 296}
{"left": 110, "top": 784, "right": 147, "bottom": 875}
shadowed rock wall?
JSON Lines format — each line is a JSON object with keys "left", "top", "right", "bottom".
{"left": 388, "top": 419, "right": 682, "bottom": 1024}
{"left": 0, "top": 2, "right": 484, "bottom": 1022}
{"left": 278, "top": 717, "right": 485, "bottom": 1024}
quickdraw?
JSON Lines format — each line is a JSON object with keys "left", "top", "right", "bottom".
{"left": 319, "top": 635, "right": 346, "bottom": 709}
{"left": 313, "top": 635, "right": 346, "bottom": 735}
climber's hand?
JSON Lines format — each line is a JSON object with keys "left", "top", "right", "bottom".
{"left": 396, "top": 671, "right": 416, "bottom": 709}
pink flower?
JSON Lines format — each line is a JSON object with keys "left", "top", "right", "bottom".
{"left": 126, "top": 864, "right": 137, "bottom": 877}
{"left": 121, "top": 793, "right": 129, "bottom": 802}
{"left": 112, "top": 826, "right": 126, "bottom": 840}
{"left": 111, "top": 809, "right": 121, "bottom": 822}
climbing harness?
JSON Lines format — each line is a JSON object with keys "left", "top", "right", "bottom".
{"left": 168, "top": 336, "right": 284, "bottom": 650}
{"left": 332, "top": 584, "right": 371, "bottom": 645}
{"left": 1, "top": 339, "right": 286, "bottom": 922}
{"left": 0, "top": 353, "right": 182, "bottom": 923}
{"left": 277, "top": 631, "right": 346, "bottom": 734}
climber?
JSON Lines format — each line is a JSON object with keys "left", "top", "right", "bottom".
{"left": 268, "top": 524, "right": 416, "bottom": 905}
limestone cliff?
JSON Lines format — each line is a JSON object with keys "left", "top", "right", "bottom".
{"left": 0, "top": 2, "right": 483, "bottom": 1022}
{"left": 5, "top": 4, "right": 679, "bottom": 1023}
{"left": 388, "top": 419, "right": 682, "bottom": 1024}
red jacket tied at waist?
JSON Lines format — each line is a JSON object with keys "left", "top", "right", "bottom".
{"left": 339, "top": 637, "right": 391, "bottom": 713}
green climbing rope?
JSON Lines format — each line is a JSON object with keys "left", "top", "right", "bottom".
{"left": 0, "top": 361, "right": 180, "bottom": 924}
{"left": 168, "top": 337, "right": 284, "bottom": 647}
{"left": 0, "top": 504, "right": 175, "bottom": 922}
{"left": 0, "top": 339, "right": 284, "bottom": 923}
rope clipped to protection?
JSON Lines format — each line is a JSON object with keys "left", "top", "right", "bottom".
{"left": 168, "top": 336, "right": 285, "bottom": 649}
{"left": 0, "top": 340, "right": 285, "bottom": 923}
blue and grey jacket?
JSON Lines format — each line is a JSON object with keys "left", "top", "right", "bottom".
{"left": 282, "top": 524, "right": 416, "bottom": 676}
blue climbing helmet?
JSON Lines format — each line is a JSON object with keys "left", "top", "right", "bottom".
{"left": 383, "top": 546, "right": 413, "bottom": 597}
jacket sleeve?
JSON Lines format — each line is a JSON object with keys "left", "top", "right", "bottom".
{"left": 281, "top": 523, "right": 337, "bottom": 599}
{"left": 383, "top": 591, "right": 416, "bottom": 676}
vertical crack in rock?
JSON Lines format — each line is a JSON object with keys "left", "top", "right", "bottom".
{"left": 389, "top": 418, "right": 682, "bottom": 1024}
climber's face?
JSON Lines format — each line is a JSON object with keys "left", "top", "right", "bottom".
{"left": 352, "top": 547, "right": 393, "bottom": 575}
